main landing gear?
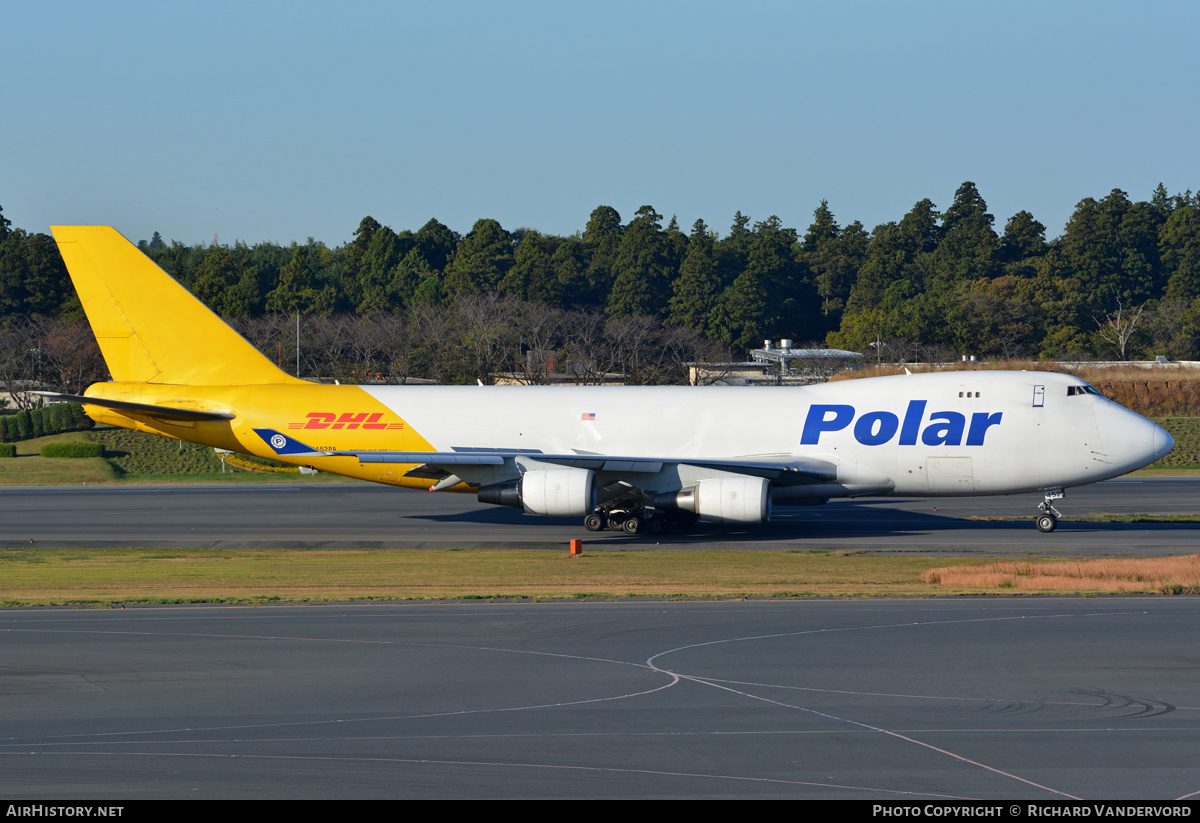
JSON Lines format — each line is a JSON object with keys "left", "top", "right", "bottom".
{"left": 1035, "top": 490, "right": 1064, "bottom": 533}
{"left": 583, "top": 506, "right": 696, "bottom": 535}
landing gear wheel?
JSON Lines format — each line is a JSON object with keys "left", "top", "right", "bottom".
{"left": 608, "top": 514, "right": 627, "bottom": 531}
{"left": 584, "top": 514, "right": 604, "bottom": 531}
{"left": 622, "top": 516, "right": 641, "bottom": 534}
{"left": 645, "top": 516, "right": 664, "bottom": 535}
{"left": 1035, "top": 513, "right": 1058, "bottom": 533}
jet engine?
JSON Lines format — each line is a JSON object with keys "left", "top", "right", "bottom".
{"left": 478, "top": 468, "right": 598, "bottom": 517}
{"left": 658, "top": 476, "right": 771, "bottom": 524}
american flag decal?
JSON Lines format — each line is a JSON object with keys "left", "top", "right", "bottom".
{"left": 581, "top": 412, "right": 595, "bottom": 421}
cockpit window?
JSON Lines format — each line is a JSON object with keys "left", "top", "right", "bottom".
{"left": 1066, "top": 385, "right": 1103, "bottom": 397}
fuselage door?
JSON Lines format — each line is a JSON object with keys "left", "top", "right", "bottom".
{"left": 927, "top": 456, "right": 974, "bottom": 494}
{"left": 1033, "top": 385, "right": 1045, "bottom": 407}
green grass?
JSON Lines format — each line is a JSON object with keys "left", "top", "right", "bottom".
{"left": 1149, "top": 417, "right": 1200, "bottom": 467}
{"left": 1, "top": 548, "right": 1194, "bottom": 607}
{"left": 0, "top": 548, "right": 1059, "bottom": 606}
{"left": 85, "top": 427, "right": 225, "bottom": 474}
{"left": 0, "top": 431, "right": 122, "bottom": 484}
{"left": 40, "top": 441, "right": 104, "bottom": 458}
{"left": 0, "top": 427, "right": 353, "bottom": 485}
{"left": 1077, "top": 513, "right": 1200, "bottom": 523}
{"left": 968, "top": 513, "right": 1200, "bottom": 523}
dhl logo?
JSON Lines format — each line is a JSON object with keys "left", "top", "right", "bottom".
{"left": 288, "top": 412, "right": 404, "bottom": 430}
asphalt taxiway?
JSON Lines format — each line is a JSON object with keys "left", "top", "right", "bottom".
{"left": 1, "top": 598, "right": 1197, "bottom": 799}
{"left": 3, "top": 478, "right": 1198, "bottom": 799}
{"left": 2, "top": 476, "right": 1199, "bottom": 554}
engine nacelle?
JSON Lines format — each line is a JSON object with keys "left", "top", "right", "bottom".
{"left": 664, "top": 476, "right": 771, "bottom": 524}
{"left": 517, "top": 468, "right": 598, "bottom": 517}
{"left": 477, "top": 479, "right": 522, "bottom": 509}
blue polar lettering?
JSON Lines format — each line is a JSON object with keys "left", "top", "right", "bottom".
{"left": 800, "top": 404, "right": 854, "bottom": 444}
{"left": 801, "top": 403, "right": 1003, "bottom": 447}
{"left": 921, "top": 412, "right": 965, "bottom": 446}
{"left": 899, "top": 399, "right": 926, "bottom": 445}
{"left": 966, "top": 411, "right": 1003, "bottom": 446}
{"left": 854, "top": 411, "right": 899, "bottom": 446}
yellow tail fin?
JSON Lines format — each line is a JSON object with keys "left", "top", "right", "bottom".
{"left": 52, "top": 226, "right": 304, "bottom": 385}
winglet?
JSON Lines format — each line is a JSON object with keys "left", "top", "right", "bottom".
{"left": 51, "top": 226, "right": 304, "bottom": 386}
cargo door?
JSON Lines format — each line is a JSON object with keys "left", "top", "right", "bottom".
{"left": 927, "top": 456, "right": 975, "bottom": 494}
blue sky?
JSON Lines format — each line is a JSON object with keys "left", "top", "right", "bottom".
{"left": 4, "top": 1, "right": 1198, "bottom": 247}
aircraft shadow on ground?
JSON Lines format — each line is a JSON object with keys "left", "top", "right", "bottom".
{"left": 406, "top": 499, "right": 1200, "bottom": 545}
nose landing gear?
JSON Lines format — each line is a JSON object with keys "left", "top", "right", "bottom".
{"left": 1035, "top": 490, "right": 1064, "bottom": 533}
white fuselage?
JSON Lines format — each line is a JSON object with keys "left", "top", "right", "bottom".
{"left": 359, "top": 370, "right": 1172, "bottom": 501}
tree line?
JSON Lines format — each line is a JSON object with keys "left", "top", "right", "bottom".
{"left": 0, "top": 297, "right": 733, "bottom": 393}
{"left": 3, "top": 182, "right": 1200, "bottom": 394}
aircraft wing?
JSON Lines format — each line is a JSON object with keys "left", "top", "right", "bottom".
{"left": 252, "top": 428, "right": 837, "bottom": 483}
{"left": 351, "top": 450, "right": 837, "bottom": 481}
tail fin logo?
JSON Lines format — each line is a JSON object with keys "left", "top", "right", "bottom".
{"left": 254, "top": 428, "right": 321, "bottom": 455}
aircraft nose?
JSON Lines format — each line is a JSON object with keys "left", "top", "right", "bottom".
{"left": 1151, "top": 422, "right": 1174, "bottom": 463}
{"left": 1095, "top": 402, "right": 1173, "bottom": 472}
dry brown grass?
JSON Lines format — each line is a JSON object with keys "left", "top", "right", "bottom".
{"left": 830, "top": 361, "right": 1200, "bottom": 417}
{"left": 1070, "top": 364, "right": 1200, "bottom": 383}
{"left": 834, "top": 360, "right": 1200, "bottom": 381}
{"left": 923, "top": 555, "right": 1200, "bottom": 593}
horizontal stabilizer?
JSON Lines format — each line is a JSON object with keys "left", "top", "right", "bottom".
{"left": 33, "top": 392, "right": 236, "bottom": 422}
